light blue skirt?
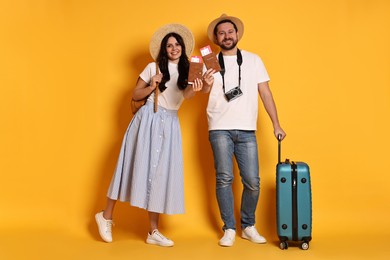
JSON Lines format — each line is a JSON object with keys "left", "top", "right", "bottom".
{"left": 107, "top": 101, "right": 184, "bottom": 214}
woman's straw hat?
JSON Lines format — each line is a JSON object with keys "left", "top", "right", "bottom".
{"left": 207, "top": 14, "right": 244, "bottom": 44}
{"left": 149, "top": 23, "right": 194, "bottom": 60}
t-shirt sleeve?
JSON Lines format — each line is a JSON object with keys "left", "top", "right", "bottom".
{"left": 255, "top": 55, "right": 270, "bottom": 83}
{"left": 139, "top": 62, "right": 156, "bottom": 84}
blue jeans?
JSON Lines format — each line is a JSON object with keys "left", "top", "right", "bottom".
{"left": 209, "top": 130, "right": 260, "bottom": 231}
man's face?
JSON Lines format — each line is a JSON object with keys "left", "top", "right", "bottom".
{"left": 215, "top": 22, "right": 239, "bottom": 50}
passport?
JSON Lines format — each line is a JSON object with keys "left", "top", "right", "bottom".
{"left": 188, "top": 56, "right": 203, "bottom": 84}
{"left": 200, "top": 45, "right": 221, "bottom": 72}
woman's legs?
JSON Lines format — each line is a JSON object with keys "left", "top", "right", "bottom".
{"left": 146, "top": 211, "right": 174, "bottom": 247}
{"left": 148, "top": 211, "right": 160, "bottom": 233}
{"left": 103, "top": 197, "right": 116, "bottom": 220}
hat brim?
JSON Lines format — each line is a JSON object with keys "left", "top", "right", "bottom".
{"left": 207, "top": 14, "right": 244, "bottom": 44}
{"left": 149, "top": 23, "right": 194, "bottom": 61}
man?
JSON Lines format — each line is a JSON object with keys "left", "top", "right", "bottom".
{"left": 202, "top": 14, "right": 286, "bottom": 247}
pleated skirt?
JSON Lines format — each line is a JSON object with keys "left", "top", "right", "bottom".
{"left": 107, "top": 101, "right": 184, "bottom": 214}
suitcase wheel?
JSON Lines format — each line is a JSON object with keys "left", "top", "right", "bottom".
{"left": 300, "top": 242, "right": 309, "bottom": 250}
{"left": 279, "top": 241, "right": 288, "bottom": 250}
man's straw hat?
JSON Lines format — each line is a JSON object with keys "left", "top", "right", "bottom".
{"left": 207, "top": 14, "right": 244, "bottom": 44}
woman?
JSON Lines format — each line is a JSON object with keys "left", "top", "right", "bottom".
{"left": 95, "top": 24, "right": 214, "bottom": 247}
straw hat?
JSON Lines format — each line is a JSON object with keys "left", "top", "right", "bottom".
{"left": 207, "top": 14, "right": 244, "bottom": 44}
{"left": 149, "top": 23, "right": 194, "bottom": 61}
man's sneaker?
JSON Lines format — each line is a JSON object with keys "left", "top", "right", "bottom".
{"left": 219, "top": 229, "right": 236, "bottom": 247}
{"left": 242, "top": 226, "right": 267, "bottom": 244}
{"left": 95, "top": 211, "right": 113, "bottom": 243}
{"left": 146, "top": 229, "right": 174, "bottom": 247}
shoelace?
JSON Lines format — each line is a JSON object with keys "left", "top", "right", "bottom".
{"left": 223, "top": 234, "right": 234, "bottom": 240}
{"left": 223, "top": 230, "right": 235, "bottom": 240}
{"left": 105, "top": 220, "right": 114, "bottom": 232}
{"left": 153, "top": 230, "right": 168, "bottom": 241}
{"left": 246, "top": 227, "right": 259, "bottom": 237}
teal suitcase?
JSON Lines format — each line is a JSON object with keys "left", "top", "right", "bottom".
{"left": 276, "top": 135, "right": 312, "bottom": 250}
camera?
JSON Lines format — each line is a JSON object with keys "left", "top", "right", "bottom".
{"left": 224, "top": 86, "right": 243, "bottom": 102}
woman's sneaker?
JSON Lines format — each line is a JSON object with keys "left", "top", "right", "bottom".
{"left": 95, "top": 211, "right": 113, "bottom": 243}
{"left": 146, "top": 229, "right": 174, "bottom": 247}
{"left": 242, "top": 226, "right": 267, "bottom": 244}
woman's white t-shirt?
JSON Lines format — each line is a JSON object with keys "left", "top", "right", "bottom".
{"left": 140, "top": 62, "right": 184, "bottom": 110}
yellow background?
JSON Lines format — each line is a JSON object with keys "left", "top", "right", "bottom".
{"left": 1, "top": 0, "right": 389, "bottom": 259}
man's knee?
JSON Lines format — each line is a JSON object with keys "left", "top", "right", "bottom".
{"left": 216, "top": 172, "right": 234, "bottom": 187}
{"left": 243, "top": 176, "right": 260, "bottom": 191}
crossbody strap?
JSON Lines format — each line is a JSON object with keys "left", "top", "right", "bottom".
{"left": 218, "top": 49, "right": 243, "bottom": 94}
{"left": 154, "top": 63, "right": 159, "bottom": 113}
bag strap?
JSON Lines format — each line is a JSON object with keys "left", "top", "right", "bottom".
{"left": 154, "top": 63, "right": 159, "bottom": 113}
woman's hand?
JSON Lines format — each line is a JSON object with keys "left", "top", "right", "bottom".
{"left": 191, "top": 78, "right": 203, "bottom": 92}
{"left": 150, "top": 73, "right": 163, "bottom": 90}
{"left": 132, "top": 73, "right": 163, "bottom": 101}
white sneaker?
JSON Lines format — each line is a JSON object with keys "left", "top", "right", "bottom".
{"left": 242, "top": 226, "right": 267, "bottom": 244}
{"left": 95, "top": 211, "right": 113, "bottom": 243}
{"left": 146, "top": 229, "right": 174, "bottom": 247}
{"left": 219, "top": 229, "right": 236, "bottom": 247}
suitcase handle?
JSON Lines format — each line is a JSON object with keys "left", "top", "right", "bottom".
{"left": 278, "top": 134, "right": 281, "bottom": 163}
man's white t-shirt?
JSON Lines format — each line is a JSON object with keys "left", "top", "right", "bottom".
{"left": 207, "top": 50, "right": 270, "bottom": 131}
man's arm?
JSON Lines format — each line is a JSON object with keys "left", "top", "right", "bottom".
{"left": 258, "top": 81, "right": 286, "bottom": 140}
{"left": 201, "top": 68, "right": 215, "bottom": 93}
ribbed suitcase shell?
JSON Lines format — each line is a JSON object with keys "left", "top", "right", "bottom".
{"left": 276, "top": 137, "right": 312, "bottom": 250}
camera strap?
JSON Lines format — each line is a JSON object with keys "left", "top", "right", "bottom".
{"left": 218, "top": 49, "right": 243, "bottom": 94}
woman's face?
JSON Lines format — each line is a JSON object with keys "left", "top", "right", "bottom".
{"left": 165, "top": 36, "right": 182, "bottom": 63}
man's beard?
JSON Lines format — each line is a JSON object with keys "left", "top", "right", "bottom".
{"left": 219, "top": 38, "right": 238, "bottom": 50}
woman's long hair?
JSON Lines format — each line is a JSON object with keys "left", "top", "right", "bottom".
{"left": 156, "top": 33, "right": 189, "bottom": 92}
